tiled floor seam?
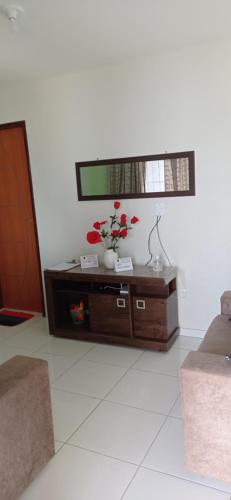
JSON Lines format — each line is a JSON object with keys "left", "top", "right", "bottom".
{"left": 120, "top": 413, "right": 170, "bottom": 499}
{"left": 129, "top": 393, "right": 184, "bottom": 486}
{"left": 100, "top": 398, "right": 175, "bottom": 418}
{"left": 52, "top": 349, "right": 180, "bottom": 443}
{"left": 61, "top": 350, "right": 146, "bottom": 445}
{"left": 54, "top": 441, "right": 65, "bottom": 454}
{"left": 131, "top": 366, "right": 179, "bottom": 378}
{"left": 67, "top": 442, "right": 139, "bottom": 467}
{"left": 34, "top": 347, "right": 94, "bottom": 359}
{"left": 38, "top": 344, "right": 97, "bottom": 383}
{"left": 141, "top": 466, "right": 230, "bottom": 495}
{"left": 52, "top": 386, "right": 176, "bottom": 421}
{"left": 167, "top": 395, "right": 181, "bottom": 418}
{"left": 48, "top": 357, "right": 80, "bottom": 382}
{"left": 51, "top": 386, "right": 100, "bottom": 401}
{"left": 119, "top": 466, "right": 140, "bottom": 500}
{"left": 5, "top": 339, "right": 52, "bottom": 352}
{"left": 69, "top": 357, "right": 144, "bottom": 368}
{"left": 100, "top": 349, "right": 147, "bottom": 401}
{"left": 120, "top": 403, "right": 190, "bottom": 500}
{"left": 0, "top": 327, "right": 42, "bottom": 343}
{"left": 33, "top": 339, "right": 96, "bottom": 358}
{"left": 63, "top": 398, "right": 103, "bottom": 443}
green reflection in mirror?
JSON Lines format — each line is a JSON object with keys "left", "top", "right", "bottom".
{"left": 80, "top": 165, "right": 109, "bottom": 196}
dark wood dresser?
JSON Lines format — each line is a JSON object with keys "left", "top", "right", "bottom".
{"left": 44, "top": 265, "right": 179, "bottom": 351}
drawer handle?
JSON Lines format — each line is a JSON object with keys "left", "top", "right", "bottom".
{"left": 136, "top": 299, "right": 145, "bottom": 310}
{"left": 117, "top": 298, "right": 126, "bottom": 308}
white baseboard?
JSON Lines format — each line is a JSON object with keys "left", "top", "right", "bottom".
{"left": 179, "top": 327, "right": 206, "bottom": 339}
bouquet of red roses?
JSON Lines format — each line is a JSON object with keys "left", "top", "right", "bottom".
{"left": 86, "top": 201, "right": 139, "bottom": 252}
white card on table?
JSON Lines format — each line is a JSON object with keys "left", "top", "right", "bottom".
{"left": 80, "top": 254, "right": 99, "bottom": 269}
{"left": 114, "top": 257, "right": 133, "bottom": 272}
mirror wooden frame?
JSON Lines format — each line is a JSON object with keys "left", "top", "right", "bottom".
{"left": 75, "top": 150, "right": 195, "bottom": 201}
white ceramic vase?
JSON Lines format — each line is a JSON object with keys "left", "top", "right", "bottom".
{"left": 103, "top": 249, "right": 118, "bottom": 269}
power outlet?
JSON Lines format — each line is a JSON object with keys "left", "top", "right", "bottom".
{"left": 155, "top": 202, "right": 165, "bottom": 216}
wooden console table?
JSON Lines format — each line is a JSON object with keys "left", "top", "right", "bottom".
{"left": 44, "top": 265, "right": 179, "bottom": 351}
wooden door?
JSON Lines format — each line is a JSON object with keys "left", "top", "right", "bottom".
{"left": 0, "top": 121, "right": 44, "bottom": 312}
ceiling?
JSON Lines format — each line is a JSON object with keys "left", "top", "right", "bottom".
{"left": 1, "top": 0, "right": 231, "bottom": 82}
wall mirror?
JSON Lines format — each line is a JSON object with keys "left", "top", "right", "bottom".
{"left": 76, "top": 151, "right": 195, "bottom": 201}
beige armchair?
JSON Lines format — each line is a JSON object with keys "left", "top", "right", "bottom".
{"left": 180, "top": 291, "right": 231, "bottom": 482}
{"left": 0, "top": 356, "right": 54, "bottom": 500}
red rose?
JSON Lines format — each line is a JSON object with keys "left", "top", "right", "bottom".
{"left": 114, "top": 201, "right": 121, "bottom": 209}
{"left": 93, "top": 220, "right": 107, "bottom": 229}
{"left": 112, "top": 229, "right": 119, "bottom": 237}
{"left": 120, "top": 213, "right": 127, "bottom": 225}
{"left": 120, "top": 228, "right": 128, "bottom": 238}
{"left": 87, "top": 231, "right": 102, "bottom": 244}
{"left": 131, "top": 216, "right": 139, "bottom": 224}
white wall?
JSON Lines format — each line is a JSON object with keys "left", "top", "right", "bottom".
{"left": 1, "top": 38, "right": 231, "bottom": 331}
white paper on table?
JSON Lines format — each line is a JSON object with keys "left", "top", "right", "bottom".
{"left": 46, "top": 261, "right": 80, "bottom": 271}
{"left": 114, "top": 257, "right": 133, "bottom": 272}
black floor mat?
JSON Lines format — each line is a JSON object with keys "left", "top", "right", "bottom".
{"left": 0, "top": 315, "right": 28, "bottom": 327}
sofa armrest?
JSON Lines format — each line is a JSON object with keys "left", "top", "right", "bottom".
{"left": 180, "top": 350, "right": 231, "bottom": 379}
{"left": 0, "top": 356, "right": 54, "bottom": 500}
{"left": 220, "top": 291, "right": 231, "bottom": 315}
{"left": 180, "top": 350, "right": 231, "bottom": 482}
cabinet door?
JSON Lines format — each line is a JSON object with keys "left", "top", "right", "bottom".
{"left": 133, "top": 293, "right": 178, "bottom": 340}
{"left": 89, "top": 293, "right": 130, "bottom": 337}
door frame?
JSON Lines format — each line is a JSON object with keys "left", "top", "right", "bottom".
{"left": 0, "top": 120, "right": 45, "bottom": 314}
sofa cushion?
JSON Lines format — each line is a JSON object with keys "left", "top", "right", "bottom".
{"left": 199, "top": 314, "right": 231, "bottom": 355}
{"left": 180, "top": 351, "right": 231, "bottom": 482}
{"left": 0, "top": 355, "right": 54, "bottom": 500}
{"left": 221, "top": 291, "right": 231, "bottom": 315}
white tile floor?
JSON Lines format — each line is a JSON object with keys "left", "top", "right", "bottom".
{"left": 0, "top": 317, "right": 230, "bottom": 499}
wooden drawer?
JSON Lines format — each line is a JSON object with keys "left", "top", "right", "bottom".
{"left": 133, "top": 292, "right": 178, "bottom": 340}
{"left": 89, "top": 293, "right": 130, "bottom": 337}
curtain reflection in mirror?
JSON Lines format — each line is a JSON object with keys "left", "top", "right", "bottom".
{"left": 164, "top": 158, "right": 189, "bottom": 191}
{"left": 109, "top": 158, "right": 189, "bottom": 194}
{"left": 109, "top": 162, "right": 146, "bottom": 194}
